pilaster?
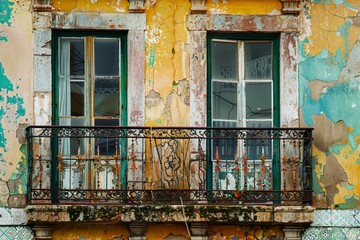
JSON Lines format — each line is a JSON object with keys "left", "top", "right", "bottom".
{"left": 190, "top": 0, "right": 206, "bottom": 14}
{"left": 32, "top": 225, "right": 53, "bottom": 240}
{"left": 129, "top": 0, "right": 145, "bottom": 12}
{"left": 283, "top": 225, "right": 303, "bottom": 240}
{"left": 190, "top": 223, "right": 208, "bottom": 240}
{"left": 129, "top": 222, "right": 147, "bottom": 240}
{"left": 280, "top": 0, "right": 301, "bottom": 15}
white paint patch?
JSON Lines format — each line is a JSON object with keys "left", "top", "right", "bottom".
{"left": 148, "top": 27, "right": 162, "bottom": 44}
{"left": 91, "top": 0, "right": 98, "bottom": 3}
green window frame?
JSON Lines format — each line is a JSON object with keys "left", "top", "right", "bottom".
{"left": 206, "top": 33, "right": 280, "bottom": 191}
{"left": 51, "top": 31, "right": 128, "bottom": 194}
{"left": 52, "top": 31, "right": 128, "bottom": 127}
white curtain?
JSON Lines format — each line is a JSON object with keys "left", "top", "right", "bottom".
{"left": 58, "top": 39, "right": 75, "bottom": 189}
{"left": 59, "top": 38, "right": 71, "bottom": 156}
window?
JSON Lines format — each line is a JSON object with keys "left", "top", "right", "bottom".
{"left": 53, "top": 32, "right": 127, "bottom": 128}
{"left": 52, "top": 32, "right": 127, "bottom": 191}
{"left": 207, "top": 34, "right": 279, "bottom": 192}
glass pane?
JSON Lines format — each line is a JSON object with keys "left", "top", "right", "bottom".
{"left": 212, "top": 121, "right": 237, "bottom": 128}
{"left": 59, "top": 38, "right": 84, "bottom": 76}
{"left": 58, "top": 78, "right": 85, "bottom": 117}
{"left": 94, "top": 78, "right": 120, "bottom": 117}
{"left": 212, "top": 81, "right": 238, "bottom": 120}
{"left": 58, "top": 118, "right": 85, "bottom": 156}
{"left": 245, "top": 82, "right": 272, "bottom": 119}
{"left": 211, "top": 41, "right": 238, "bottom": 81}
{"left": 95, "top": 39, "right": 120, "bottom": 76}
{"left": 95, "top": 119, "right": 120, "bottom": 155}
{"left": 246, "top": 121, "right": 272, "bottom": 160}
{"left": 59, "top": 118, "right": 85, "bottom": 126}
{"left": 244, "top": 42, "right": 272, "bottom": 80}
{"left": 70, "top": 81, "right": 84, "bottom": 116}
{"left": 246, "top": 121, "right": 272, "bottom": 128}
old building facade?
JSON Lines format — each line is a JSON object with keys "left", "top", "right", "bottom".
{"left": 0, "top": 0, "right": 360, "bottom": 239}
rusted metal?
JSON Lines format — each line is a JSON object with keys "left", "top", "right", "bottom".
{"left": 27, "top": 126, "right": 313, "bottom": 205}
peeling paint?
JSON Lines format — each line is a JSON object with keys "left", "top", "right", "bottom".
{"left": 299, "top": 1, "right": 360, "bottom": 208}
{"left": 0, "top": 0, "right": 14, "bottom": 26}
{"left": 320, "top": 154, "right": 348, "bottom": 205}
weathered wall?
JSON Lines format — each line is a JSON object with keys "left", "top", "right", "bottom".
{"left": 51, "top": 223, "right": 284, "bottom": 240}
{"left": 0, "top": 0, "right": 32, "bottom": 207}
{"left": 299, "top": 0, "right": 360, "bottom": 209}
{"left": 0, "top": 0, "right": 34, "bottom": 238}
{"left": 53, "top": 0, "right": 281, "bottom": 127}
{"left": 6, "top": 0, "right": 360, "bottom": 238}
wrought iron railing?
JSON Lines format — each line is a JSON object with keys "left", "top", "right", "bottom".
{"left": 27, "top": 126, "right": 313, "bottom": 205}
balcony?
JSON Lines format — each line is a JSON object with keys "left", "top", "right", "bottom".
{"left": 27, "top": 126, "right": 313, "bottom": 207}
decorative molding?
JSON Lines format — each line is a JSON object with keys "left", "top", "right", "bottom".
{"left": 188, "top": 14, "right": 300, "bottom": 32}
{"left": 129, "top": 222, "right": 146, "bottom": 239}
{"left": 190, "top": 0, "right": 206, "bottom": 14}
{"left": 32, "top": 225, "right": 53, "bottom": 240}
{"left": 33, "top": 0, "right": 53, "bottom": 12}
{"left": 51, "top": 12, "right": 146, "bottom": 30}
{"left": 280, "top": 0, "right": 301, "bottom": 15}
{"left": 283, "top": 226, "right": 303, "bottom": 240}
{"left": 129, "top": 0, "right": 145, "bottom": 12}
{"left": 190, "top": 223, "right": 208, "bottom": 236}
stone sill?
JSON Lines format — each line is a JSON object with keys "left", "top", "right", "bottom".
{"left": 26, "top": 205, "right": 315, "bottom": 225}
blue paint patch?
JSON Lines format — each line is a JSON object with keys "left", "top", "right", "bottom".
{"left": 302, "top": 80, "right": 360, "bottom": 150}
{"left": 0, "top": 63, "right": 14, "bottom": 92}
{"left": 10, "top": 172, "right": 17, "bottom": 181}
{"left": 345, "top": 184, "right": 354, "bottom": 190}
{"left": 329, "top": 144, "right": 346, "bottom": 155}
{"left": 333, "top": 0, "right": 344, "bottom": 5}
{"left": 0, "top": 35, "right": 8, "bottom": 42}
{"left": 299, "top": 48, "right": 344, "bottom": 82}
{"left": 8, "top": 95, "right": 25, "bottom": 117}
{"left": 356, "top": 159, "right": 360, "bottom": 164}
{"left": 0, "top": 0, "right": 14, "bottom": 27}
{"left": 0, "top": 63, "right": 26, "bottom": 169}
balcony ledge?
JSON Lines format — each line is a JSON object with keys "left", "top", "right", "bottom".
{"left": 26, "top": 205, "right": 315, "bottom": 225}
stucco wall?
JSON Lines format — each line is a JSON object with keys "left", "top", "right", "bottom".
{"left": 0, "top": 0, "right": 32, "bottom": 207}
{"left": 2, "top": 0, "right": 360, "bottom": 239}
{"left": 299, "top": 0, "right": 360, "bottom": 209}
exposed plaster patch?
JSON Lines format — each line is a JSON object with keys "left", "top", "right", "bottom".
{"left": 312, "top": 114, "right": 348, "bottom": 153}
{"left": 16, "top": 124, "right": 27, "bottom": 144}
{"left": 176, "top": 79, "right": 190, "bottom": 105}
{"left": 0, "top": 180, "right": 9, "bottom": 206}
{"left": 145, "top": 90, "right": 163, "bottom": 108}
{"left": 352, "top": 16, "right": 360, "bottom": 27}
{"left": 320, "top": 154, "right": 348, "bottom": 206}
{"left": 308, "top": 80, "right": 336, "bottom": 101}
{"left": 8, "top": 194, "right": 26, "bottom": 208}
{"left": 162, "top": 79, "right": 190, "bottom": 125}
{"left": 338, "top": 36, "right": 360, "bottom": 82}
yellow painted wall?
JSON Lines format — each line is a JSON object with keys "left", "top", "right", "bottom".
{"left": 52, "top": 0, "right": 282, "bottom": 127}
{"left": 51, "top": 223, "right": 284, "bottom": 240}
{"left": 52, "top": 223, "right": 130, "bottom": 240}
